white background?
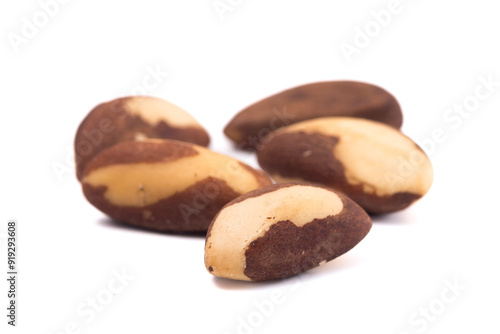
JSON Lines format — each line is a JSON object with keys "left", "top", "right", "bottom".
{"left": 1, "top": 0, "right": 499, "bottom": 333}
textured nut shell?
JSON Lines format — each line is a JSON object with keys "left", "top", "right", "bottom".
{"left": 74, "top": 96, "right": 210, "bottom": 181}
{"left": 224, "top": 81, "right": 402, "bottom": 149}
{"left": 81, "top": 139, "right": 272, "bottom": 233}
{"left": 257, "top": 117, "right": 433, "bottom": 214}
{"left": 205, "top": 183, "right": 372, "bottom": 281}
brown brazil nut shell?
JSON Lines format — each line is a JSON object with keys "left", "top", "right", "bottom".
{"left": 74, "top": 96, "right": 210, "bottom": 181}
{"left": 256, "top": 117, "right": 433, "bottom": 214}
{"left": 81, "top": 139, "right": 272, "bottom": 233}
{"left": 224, "top": 81, "right": 402, "bottom": 149}
{"left": 204, "top": 183, "right": 372, "bottom": 281}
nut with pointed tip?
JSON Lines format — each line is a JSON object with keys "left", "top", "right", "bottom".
{"left": 204, "top": 183, "right": 372, "bottom": 281}
{"left": 74, "top": 96, "right": 210, "bottom": 181}
{"left": 257, "top": 117, "right": 434, "bottom": 214}
{"left": 224, "top": 81, "right": 402, "bottom": 149}
{"left": 81, "top": 139, "right": 272, "bottom": 233}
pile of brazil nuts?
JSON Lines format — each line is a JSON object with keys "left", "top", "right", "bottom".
{"left": 76, "top": 81, "right": 433, "bottom": 282}
{"left": 76, "top": 96, "right": 271, "bottom": 233}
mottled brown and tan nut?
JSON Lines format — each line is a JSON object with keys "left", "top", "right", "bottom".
{"left": 205, "top": 183, "right": 372, "bottom": 281}
{"left": 257, "top": 117, "right": 433, "bottom": 214}
{"left": 81, "top": 139, "right": 272, "bottom": 233}
{"left": 224, "top": 81, "right": 402, "bottom": 149}
{"left": 74, "top": 96, "right": 210, "bottom": 181}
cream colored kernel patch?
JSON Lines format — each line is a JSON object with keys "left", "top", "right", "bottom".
{"left": 124, "top": 96, "right": 200, "bottom": 128}
{"left": 280, "top": 117, "right": 433, "bottom": 197}
{"left": 270, "top": 174, "right": 307, "bottom": 184}
{"left": 205, "top": 185, "right": 343, "bottom": 281}
{"left": 83, "top": 148, "right": 261, "bottom": 207}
